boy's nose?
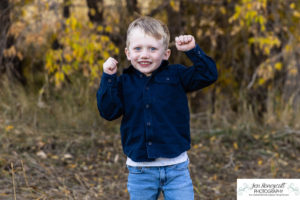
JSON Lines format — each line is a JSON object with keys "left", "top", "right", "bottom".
{"left": 140, "top": 50, "right": 150, "bottom": 58}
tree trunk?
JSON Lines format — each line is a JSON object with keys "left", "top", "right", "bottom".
{"left": 63, "top": 0, "right": 70, "bottom": 18}
{"left": 0, "top": 0, "right": 10, "bottom": 73}
{"left": 0, "top": 0, "right": 25, "bottom": 84}
{"left": 126, "top": 0, "right": 140, "bottom": 14}
{"left": 86, "top": 0, "right": 103, "bottom": 24}
{"left": 166, "top": 0, "right": 183, "bottom": 64}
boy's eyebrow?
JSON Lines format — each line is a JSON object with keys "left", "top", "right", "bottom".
{"left": 131, "top": 46, "right": 160, "bottom": 50}
{"left": 131, "top": 44, "right": 160, "bottom": 48}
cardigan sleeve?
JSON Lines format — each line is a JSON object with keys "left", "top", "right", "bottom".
{"left": 96, "top": 72, "right": 123, "bottom": 121}
{"left": 177, "top": 44, "right": 218, "bottom": 92}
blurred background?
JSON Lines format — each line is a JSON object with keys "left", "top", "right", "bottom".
{"left": 0, "top": 0, "right": 299, "bottom": 199}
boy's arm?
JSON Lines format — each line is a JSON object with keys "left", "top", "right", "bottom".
{"left": 175, "top": 35, "right": 218, "bottom": 92}
{"left": 96, "top": 57, "right": 123, "bottom": 121}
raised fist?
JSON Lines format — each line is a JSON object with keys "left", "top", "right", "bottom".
{"left": 175, "top": 35, "right": 196, "bottom": 52}
{"left": 103, "top": 57, "right": 118, "bottom": 75}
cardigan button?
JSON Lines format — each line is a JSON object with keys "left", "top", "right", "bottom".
{"left": 146, "top": 122, "right": 151, "bottom": 126}
{"left": 148, "top": 141, "right": 152, "bottom": 146}
{"left": 145, "top": 104, "right": 150, "bottom": 109}
{"left": 108, "top": 79, "right": 112, "bottom": 83}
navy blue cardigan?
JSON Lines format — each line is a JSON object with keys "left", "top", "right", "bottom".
{"left": 97, "top": 45, "right": 218, "bottom": 162}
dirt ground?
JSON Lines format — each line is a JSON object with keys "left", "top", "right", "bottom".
{"left": 1, "top": 122, "right": 300, "bottom": 200}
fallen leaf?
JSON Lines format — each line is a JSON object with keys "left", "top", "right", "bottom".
{"left": 233, "top": 142, "right": 239, "bottom": 150}
{"left": 36, "top": 151, "right": 47, "bottom": 159}
{"left": 258, "top": 159, "right": 263, "bottom": 166}
{"left": 63, "top": 153, "right": 73, "bottom": 160}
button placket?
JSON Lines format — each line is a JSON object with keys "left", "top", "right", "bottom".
{"left": 143, "top": 79, "right": 153, "bottom": 150}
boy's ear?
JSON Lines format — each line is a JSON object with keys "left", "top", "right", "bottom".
{"left": 163, "top": 49, "right": 171, "bottom": 60}
{"left": 125, "top": 48, "right": 131, "bottom": 60}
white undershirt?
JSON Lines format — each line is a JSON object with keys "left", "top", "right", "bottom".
{"left": 126, "top": 151, "right": 188, "bottom": 167}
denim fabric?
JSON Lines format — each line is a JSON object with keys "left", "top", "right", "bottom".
{"left": 97, "top": 45, "right": 218, "bottom": 162}
{"left": 127, "top": 160, "right": 194, "bottom": 200}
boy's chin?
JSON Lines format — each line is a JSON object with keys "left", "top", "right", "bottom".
{"left": 140, "top": 70, "right": 153, "bottom": 76}
{"left": 133, "top": 66, "right": 155, "bottom": 76}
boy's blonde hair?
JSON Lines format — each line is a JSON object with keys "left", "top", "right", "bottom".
{"left": 126, "top": 16, "right": 170, "bottom": 49}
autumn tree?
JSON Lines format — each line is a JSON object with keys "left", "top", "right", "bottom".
{"left": 0, "top": 0, "right": 25, "bottom": 84}
{"left": 1, "top": 0, "right": 299, "bottom": 126}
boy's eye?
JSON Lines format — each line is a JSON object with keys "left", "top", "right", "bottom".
{"left": 150, "top": 47, "right": 157, "bottom": 51}
{"left": 134, "top": 47, "right": 141, "bottom": 51}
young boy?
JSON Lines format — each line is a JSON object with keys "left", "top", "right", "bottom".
{"left": 97, "top": 16, "right": 217, "bottom": 200}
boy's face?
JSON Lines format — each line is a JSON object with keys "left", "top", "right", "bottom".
{"left": 125, "top": 28, "right": 171, "bottom": 76}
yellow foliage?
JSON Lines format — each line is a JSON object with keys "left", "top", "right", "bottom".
{"left": 293, "top": 11, "right": 300, "bottom": 18}
{"left": 233, "top": 142, "right": 239, "bottom": 150}
{"left": 55, "top": 72, "right": 64, "bottom": 87}
{"left": 8, "top": 22, "right": 25, "bottom": 38}
{"left": 88, "top": 22, "right": 94, "bottom": 29}
{"left": 62, "top": 65, "right": 72, "bottom": 75}
{"left": 220, "top": 6, "right": 226, "bottom": 15}
{"left": 63, "top": 53, "right": 73, "bottom": 62}
{"left": 284, "top": 44, "right": 292, "bottom": 52}
{"left": 97, "top": 26, "right": 103, "bottom": 32}
{"left": 229, "top": 0, "right": 267, "bottom": 29}
{"left": 288, "top": 67, "right": 298, "bottom": 76}
{"left": 170, "top": 0, "right": 180, "bottom": 12}
{"left": 90, "top": 8, "right": 96, "bottom": 16}
{"left": 263, "top": 47, "right": 270, "bottom": 55}
{"left": 274, "top": 62, "right": 282, "bottom": 71}
{"left": 103, "top": 51, "right": 110, "bottom": 59}
{"left": 45, "top": 14, "right": 119, "bottom": 88}
{"left": 248, "top": 34, "right": 281, "bottom": 55}
{"left": 105, "top": 26, "right": 112, "bottom": 33}
{"left": 3, "top": 46, "right": 17, "bottom": 57}
{"left": 256, "top": 62, "right": 275, "bottom": 87}
{"left": 258, "top": 78, "right": 265, "bottom": 85}
{"left": 290, "top": 3, "right": 295, "bottom": 9}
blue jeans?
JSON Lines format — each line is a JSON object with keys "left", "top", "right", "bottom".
{"left": 127, "top": 160, "right": 194, "bottom": 200}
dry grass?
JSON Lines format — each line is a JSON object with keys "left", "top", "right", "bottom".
{"left": 1, "top": 79, "right": 300, "bottom": 199}
{"left": 1, "top": 122, "right": 300, "bottom": 200}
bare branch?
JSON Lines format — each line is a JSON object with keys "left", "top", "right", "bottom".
{"left": 147, "top": 0, "right": 170, "bottom": 17}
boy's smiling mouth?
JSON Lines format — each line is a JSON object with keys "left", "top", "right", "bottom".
{"left": 138, "top": 61, "right": 152, "bottom": 67}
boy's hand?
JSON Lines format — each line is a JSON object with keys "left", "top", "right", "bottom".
{"left": 175, "top": 35, "right": 196, "bottom": 52}
{"left": 103, "top": 57, "right": 118, "bottom": 75}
